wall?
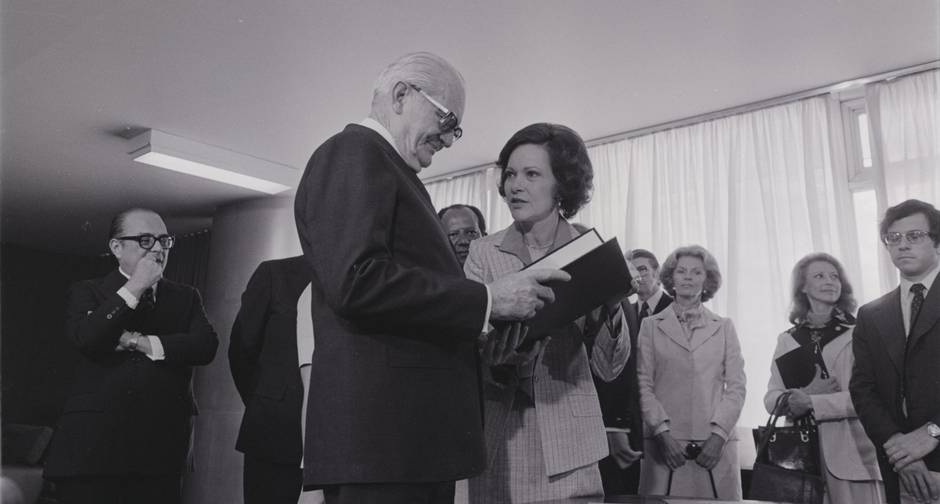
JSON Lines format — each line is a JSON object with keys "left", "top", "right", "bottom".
{"left": 0, "top": 244, "right": 111, "bottom": 428}
{"left": 182, "top": 195, "right": 318, "bottom": 504}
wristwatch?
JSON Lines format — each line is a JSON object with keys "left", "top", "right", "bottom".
{"left": 927, "top": 422, "right": 940, "bottom": 439}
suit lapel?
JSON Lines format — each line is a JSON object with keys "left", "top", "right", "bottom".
{"left": 910, "top": 282, "right": 940, "bottom": 349}
{"left": 653, "top": 293, "right": 673, "bottom": 315}
{"left": 875, "top": 288, "right": 907, "bottom": 374}
{"left": 655, "top": 308, "right": 690, "bottom": 351}
{"left": 689, "top": 308, "right": 722, "bottom": 351}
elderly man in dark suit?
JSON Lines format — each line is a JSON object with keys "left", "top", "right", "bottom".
{"left": 293, "top": 52, "right": 568, "bottom": 504}
{"left": 595, "top": 248, "right": 673, "bottom": 495}
{"left": 43, "top": 208, "right": 218, "bottom": 504}
{"left": 229, "top": 256, "right": 313, "bottom": 504}
{"left": 851, "top": 199, "right": 940, "bottom": 504}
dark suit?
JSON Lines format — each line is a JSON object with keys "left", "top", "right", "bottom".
{"left": 44, "top": 270, "right": 218, "bottom": 503}
{"left": 229, "top": 256, "right": 312, "bottom": 503}
{"left": 851, "top": 283, "right": 940, "bottom": 503}
{"left": 293, "top": 124, "right": 488, "bottom": 498}
{"left": 595, "top": 292, "right": 672, "bottom": 496}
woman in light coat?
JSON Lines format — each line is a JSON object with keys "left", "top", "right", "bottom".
{"left": 637, "top": 245, "right": 746, "bottom": 499}
{"left": 465, "top": 123, "right": 630, "bottom": 503}
{"left": 765, "top": 253, "right": 884, "bottom": 503}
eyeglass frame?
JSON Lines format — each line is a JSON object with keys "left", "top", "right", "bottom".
{"left": 881, "top": 230, "right": 937, "bottom": 246}
{"left": 115, "top": 233, "right": 176, "bottom": 250}
{"left": 407, "top": 83, "right": 463, "bottom": 140}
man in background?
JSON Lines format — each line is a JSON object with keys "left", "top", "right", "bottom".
{"left": 229, "top": 256, "right": 314, "bottom": 504}
{"left": 852, "top": 199, "right": 940, "bottom": 504}
{"left": 438, "top": 203, "right": 486, "bottom": 267}
{"left": 595, "top": 248, "right": 672, "bottom": 495}
{"left": 44, "top": 208, "right": 218, "bottom": 504}
{"left": 294, "top": 52, "right": 568, "bottom": 504}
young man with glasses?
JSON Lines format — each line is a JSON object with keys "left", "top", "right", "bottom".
{"left": 293, "top": 52, "right": 568, "bottom": 504}
{"left": 44, "top": 208, "right": 218, "bottom": 504}
{"left": 851, "top": 199, "right": 940, "bottom": 504}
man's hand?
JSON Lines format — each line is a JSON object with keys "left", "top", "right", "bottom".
{"left": 125, "top": 254, "right": 165, "bottom": 296}
{"left": 480, "top": 323, "right": 547, "bottom": 367}
{"left": 886, "top": 428, "right": 940, "bottom": 472}
{"left": 898, "top": 459, "right": 940, "bottom": 503}
{"left": 115, "top": 330, "right": 141, "bottom": 351}
{"left": 489, "top": 269, "right": 570, "bottom": 321}
{"left": 607, "top": 431, "right": 642, "bottom": 469}
{"left": 655, "top": 431, "right": 686, "bottom": 470}
{"left": 695, "top": 433, "right": 725, "bottom": 470}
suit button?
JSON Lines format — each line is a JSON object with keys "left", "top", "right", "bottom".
{"left": 106, "top": 314, "right": 112, "bottom": 320}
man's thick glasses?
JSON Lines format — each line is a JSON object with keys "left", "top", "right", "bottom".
{"left": 117, "top": 234, "right": 176, "bottom": 250}
{"left": 882, "top": 230, "right": 934, "bottom": 246}
{"left": 408, "top": 84, "right": 463, "bottom": 140}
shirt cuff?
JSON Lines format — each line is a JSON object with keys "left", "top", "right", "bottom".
{"left": 710, "top": 423, "right": 729, "bottom": 441}
{"left": 145, "top": 336, "right": 165, "bottom": 361}
{"left": 653, "top": 422, "right": 671, "bottom": 436}
{"left": 605, "top": 427, "right": 631, "bottom": 433}
{"left": 117, "top": 287, "right": 139, "bottom": 309}
{"left": 481, "top": 284, "right": 493, "bottom": 334}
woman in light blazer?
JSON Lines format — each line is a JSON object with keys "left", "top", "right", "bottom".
{"left": 465, "top": 123, "right": 630, "bottom": 503}
{"left": 765, "top": 253, "right": 884, "bottom": 504}
{"left": 637, "top": 245, "right": 746, "bottom": 499}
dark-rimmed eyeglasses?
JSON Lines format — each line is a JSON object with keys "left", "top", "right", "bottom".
{"left": 882, "top": 230, "right": 935, "bottom": 246}
{"left": 408, "top": 83, "right": 463, "bottom": 140}
{"left": 116, "top": 234, "right": 176, "bottom": 250}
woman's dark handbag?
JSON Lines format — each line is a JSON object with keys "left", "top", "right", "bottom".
{"left": 748, "top": 391, "right": 825, "bottom": 503}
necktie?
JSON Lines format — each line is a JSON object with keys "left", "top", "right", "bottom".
{"left": 910, "top": 283, "right": 926, "bottom": 334}
{"left": 140, "top": 287, "right": 156, "bottom": 311}
{"left": 639, "top": 302, "right": 650, "bottom": 320}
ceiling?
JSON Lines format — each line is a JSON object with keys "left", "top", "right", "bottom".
{"left": 2, "top": 0, "right": 939, "bottom": 256}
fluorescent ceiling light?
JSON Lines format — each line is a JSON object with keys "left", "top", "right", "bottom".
{"left": 128, "top": 129, "right": 297, "bottom": 194}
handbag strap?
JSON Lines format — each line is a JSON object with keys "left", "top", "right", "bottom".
{"left": 756, "top": 391, "right": 791, "bottom": 456}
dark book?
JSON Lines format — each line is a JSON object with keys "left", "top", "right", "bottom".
{"left": 518, "top": 230, "right": 632, "bottom": 341}
{"left": 775, "top": 344, "right": 829, "bottom": 389}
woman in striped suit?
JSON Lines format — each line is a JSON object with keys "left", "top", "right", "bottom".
{"left": 465, "top": 123, "right": 630, "bottom": 503}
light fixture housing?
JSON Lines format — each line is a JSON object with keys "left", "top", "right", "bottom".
{"left": 128, "top": 129, "right": 297, "bottom": 194}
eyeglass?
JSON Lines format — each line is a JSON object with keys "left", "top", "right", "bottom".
{"left": 881, "top": 230, "right": 934, "bottom": 246}
{"left": 408, "top": 83, "right": 463, "bottom": 140}
{"left": 116, "top": 234, "right": 176, "bottom": 250}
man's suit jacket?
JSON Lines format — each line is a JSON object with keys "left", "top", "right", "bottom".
{"left": 229, "top": 256, "right": 312, "bottom": 466}
{"left": 294, "top": 124, "right": 488, "bottom": 486}
{"left": 464, "top": 221, "right": 630, "bottom": 478}
{"left": 594, "top": 293, "right": 672, "bottom": 452}
{"left": 44, "top": 270, "right": 218, "bottom": 477}
{"left": 851, "top": 282, "right": 940, "bottom": 497}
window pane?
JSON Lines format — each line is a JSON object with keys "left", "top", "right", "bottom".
{"left": 858, "top": 112, "right": 873, "bottom": 168}
{"left": 853, "top": 188, "right": 881, "bottom": 303}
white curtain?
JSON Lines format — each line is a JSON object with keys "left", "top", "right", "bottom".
{"left": 866, "top": 69, "right": 940, "bottom": 291}
{"left": 580, "top": 96, "right": 860, "bottom": 428}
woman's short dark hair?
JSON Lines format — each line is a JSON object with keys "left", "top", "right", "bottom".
{"left": 496, "top": 123, "right": 593, "bottom": 219}
{"left": 879, "top": 199, "right": 940, "bottom": 246}
{"left": 659, "top": 245, "right": 722, "bottom": 302}
{"left": 788, "top": 252, "right": 857, "bottom": 325}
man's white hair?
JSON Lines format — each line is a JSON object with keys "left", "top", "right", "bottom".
{"left": 371, "top": 52, "right": 466, "bottom": 107}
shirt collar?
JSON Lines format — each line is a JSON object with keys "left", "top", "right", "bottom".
{"left": 900, "top": 261, "right": 940, "bottom": 297}
{"left": 643, "top": 288, "right": 664, "bottom": 310}
{"left": 359, "top": 118, "right": 406, "bottom": 166}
